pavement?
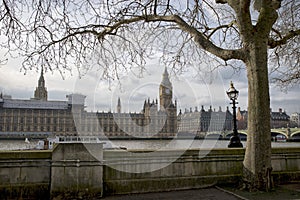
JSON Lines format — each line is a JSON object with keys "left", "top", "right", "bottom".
{"left": 101, "top": 183, "right": 300, "bottom": 200}
{"left": 225, "top": 182, "right": 300, "bottom": 200}
{"left": 101, "top": 187, "right": 242, "bottom": 200}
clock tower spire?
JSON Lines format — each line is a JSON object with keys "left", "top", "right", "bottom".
{"left": 159, "top": 67, "right": 172, "bottom": 110}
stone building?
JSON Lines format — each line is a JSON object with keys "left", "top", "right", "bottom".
{"left": 271, "top": 108, "right": 290, "bottom": 128}
{"left": 290, "top": 112, "right": 300, "bottom": 127}
{"left": 0, "top": 68, "right": 177, "bottom": 139}
{"left": 236, "top": 107, "right": 290, "bottom": 129}
{"left": 178, "top": 105, "right": 233, "bottom": 138}
{"left": 236, "top": 107, "right": 248, "bottom": 130}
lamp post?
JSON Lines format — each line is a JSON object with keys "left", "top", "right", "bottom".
{"left": 227, "top": 81, "right": 243, "bottom": 148}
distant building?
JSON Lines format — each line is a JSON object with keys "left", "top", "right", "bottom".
{"left": 271, "top": 108, "right": 290, "bottom": 128}
{"left": 290, "top": 112, "right": 300, "bottom": 127}
{"left": 178, "top": 105, "right": 233, "bottom": 137}
{"left": 0, "top": 68, "right": 177, "bottom": 139}
{"left": 236, "top": 108, "right": 290, "bottom": 129}
{"left": 236, "top": 107, "right": 248, "bottom": 130}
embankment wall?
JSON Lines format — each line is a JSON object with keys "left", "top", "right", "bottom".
{"left": 0, "top": 145, "right": 299, "bottom": 199}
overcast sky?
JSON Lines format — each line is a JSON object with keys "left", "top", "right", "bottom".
{"left": 0, "top": 52, "right": 299, "bottom": 115}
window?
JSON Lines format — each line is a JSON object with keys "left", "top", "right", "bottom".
{"left": 5, "top": 117, "right": 11, "bottom": 123}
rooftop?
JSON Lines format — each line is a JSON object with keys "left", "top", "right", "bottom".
{"left": 0, "top": 98, "right": 69, "bottom": 110}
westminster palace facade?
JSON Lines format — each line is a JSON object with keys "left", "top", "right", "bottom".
{"left": 0, "top": 68, "right": 177, "bottom": 139}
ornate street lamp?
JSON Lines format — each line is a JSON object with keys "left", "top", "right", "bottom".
{"left": 227, "top": 81, "right": 243, "bottom": 148}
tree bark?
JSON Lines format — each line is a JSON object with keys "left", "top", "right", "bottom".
{"left": 243, "top": 38, "right": 272, "bottom": 191}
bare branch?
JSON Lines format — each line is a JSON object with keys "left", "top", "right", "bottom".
{"left": 269, "top": 29, "right": 300, "bottom": 48}
{"left": 207, "top": 20, "right": 237, "bottom": 39}
{"left": 143, "top": 14, "right": 245, "bottom": 61}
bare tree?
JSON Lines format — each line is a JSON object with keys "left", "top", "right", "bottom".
{"left": 0, "top": 0, "right": 299, "bottom": 191}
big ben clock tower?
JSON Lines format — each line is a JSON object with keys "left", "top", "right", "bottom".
{"left": 159, "top": 67, "right": 177, "bottom": 136}
{"left": 159, "top": 67, "right": 173, "bottom": 110}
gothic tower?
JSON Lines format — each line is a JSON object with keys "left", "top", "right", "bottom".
{"left": 159, "top": 67, "right": 177, "bottom": 135}
{"left": 159, "top": 67, "right": 172, "bottom": 110}
{"left": 34, "top": 68, "right": 48, "bottom": 101}
{"left": 117, "top": 97, "right": 121, "bottom": 113}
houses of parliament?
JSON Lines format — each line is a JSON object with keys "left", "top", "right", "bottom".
{"left": 0, "top": 68, "right": 234, "bottom": 139}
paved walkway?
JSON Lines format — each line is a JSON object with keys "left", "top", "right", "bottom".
{"left": 101, "top": 183, "right": 300, "bottom": 200}
{"left": 223, "top": 182, "right": 300, "bottom": 200}
{"left": 101, "top": 187, "right": 243, "bottom": 200}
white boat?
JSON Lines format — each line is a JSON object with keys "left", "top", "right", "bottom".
{"left": 36, "top": 136, "right": 126, "bottom": 150}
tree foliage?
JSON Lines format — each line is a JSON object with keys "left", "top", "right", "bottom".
{"left": 268, "top": 0, "right": 300, "bottom": 87}
{"left": 1, "top": 0, "right": 297, "bottom": 83}
{"left": 0, "top": 1, "right": 297, "bottom": 84}
{"left": 0, "top": 0, "right": 299, "bottom": 78}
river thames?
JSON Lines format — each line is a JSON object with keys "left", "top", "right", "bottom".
{"left": 0, "top": 139, "right": 299, "bottom": 151}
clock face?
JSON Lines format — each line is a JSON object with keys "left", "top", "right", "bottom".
{"left": 166, "top": 88, "right": 170, "bottom": 94}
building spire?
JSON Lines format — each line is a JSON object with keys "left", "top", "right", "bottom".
{"left": 34, "top": 67, "right": 48, "bottom": 101}
{"left": 159, "top": 67, "right": 173, "bottom": 110}
{"left": 39, "top": 67, "right": 45, "bottom": 87}
{"left": 117, "top": 97, "right": 121, "bottom": 113}
{"left": 161, "top": 67, "right": 172, "bottom": 88}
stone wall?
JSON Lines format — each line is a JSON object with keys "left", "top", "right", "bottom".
{"left": 51, "top": 143, "right": 103, "bottom": 199}
{"left": 0, "top": 150, "right": 52, "bottom": 199}
{"left": 271, "top": 148, "right": 300, "bottom": 182}
{"left": 103, "top": 148, "right": 300, "bottom": 195}
{"left": 0, "top": 145, "right": 299, "bottom": 199}
{"left": 103, "top": 148, "right": 244, "bottom": 195}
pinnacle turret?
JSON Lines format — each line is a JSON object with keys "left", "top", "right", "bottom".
{"left": 34, "top": 68, "right": 48, "bottom": 101}
{"left": 161, "top": 67, "right": 172, "bottom": 88}
{"left": 117, "top": 97, "right": 121, "bottom": 113}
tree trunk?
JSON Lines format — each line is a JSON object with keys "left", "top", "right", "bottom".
{"left": 243, "top": 39, "right": 272, "bottom": 191}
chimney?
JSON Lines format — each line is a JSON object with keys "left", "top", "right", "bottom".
{"left": 279, "top": 108, "right": 282, "bottom": 113}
